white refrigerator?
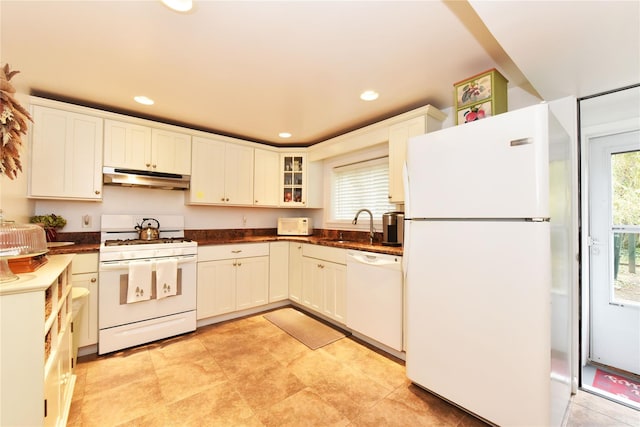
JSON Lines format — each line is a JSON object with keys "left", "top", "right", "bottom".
{"left": 404, "top": 103, "right": 573, "bottom": 426}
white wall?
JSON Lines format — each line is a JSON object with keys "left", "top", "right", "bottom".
{"left": 32, "top": 185, "right": 319, "bottom": 232}
{"left": 0, "top": 173, "right": 33, "bottom": 224}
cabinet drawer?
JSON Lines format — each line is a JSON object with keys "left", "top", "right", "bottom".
{"left": 302, "top": 244, "right": 346, "bottom": 265}
{"left": 198, "top": 243, "right": 270, "bottom": 262}
{"left": 71, "top": 253, "right": 99, "bottom": 274}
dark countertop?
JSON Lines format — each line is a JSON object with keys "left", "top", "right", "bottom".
{"left": 48, "top": 243, "right": 100, "bottom": 255}
{"left": 196, "top": 235, "right": 404, "bottom": 256}
{"left": 47, "top": 230, "right": 404, "bottom": 257}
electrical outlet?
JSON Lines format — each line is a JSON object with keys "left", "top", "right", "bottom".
{"left": 82, "top": 215, "right": 92, "bottom": 228}
{"left": 242, "top": 215, "right": 247, "bottom": 227}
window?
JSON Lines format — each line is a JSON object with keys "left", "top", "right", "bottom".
{"left": 332, "top": 156, "right": 396, "bottom": 221}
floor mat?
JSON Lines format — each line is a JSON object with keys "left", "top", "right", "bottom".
{"left": 592, "top": 369, "right": 640, "bottom": 403}
{"left": 263, "top": 308, "right": 346, "bottom": 350}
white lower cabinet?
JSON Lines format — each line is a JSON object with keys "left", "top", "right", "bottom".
{"left": 300, "top": 244, "right": 347, "bottom": 324}
{"left": 269, "top": 241, "right": 289, "bottom": 302}
{"left": 235, "top": 256, "right": 269, "bottom": 310}
{"left": 71, "top": 253, "right": 99, "bottom": 353}
{"left": 197, "top": 243, "right": 269, "bottom": 319}
{"left": 0, "top": 255, "right": 75, "bottom": 427}
{"left": 288, "top": 242, "right": 303, "bottom": 303}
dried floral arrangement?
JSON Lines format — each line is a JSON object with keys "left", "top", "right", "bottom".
{"left": 0, "top": 64, "right": 32, "bottom": 179}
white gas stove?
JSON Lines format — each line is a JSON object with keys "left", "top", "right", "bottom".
{"left": 98, "top": 215, "right": 197, "bottom": 354}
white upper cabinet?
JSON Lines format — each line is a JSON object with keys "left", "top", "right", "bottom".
{"left": 151, "top": 129, "right": 191, "bottom": 175}
{"left": 188, "top": 136, "right": 254, "bottom": 205}
{"left": 103, "top": 120, "right": 191, "bottom": 175}
{"left": 29, "top": 105, "right": 103, "bottom": 200}
{"left": 279, "top": 153, "right": 322, "bottom": 208}
{"left": 388, "top": 107, "right": 446, "bottom": 204}
{"left": 103, "top": 120, "right": 151, "bottom": 171}
{"left": 253, "top": 148, "right": 280, "bottom": 207}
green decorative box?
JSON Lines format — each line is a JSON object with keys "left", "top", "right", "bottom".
{"left": 454, "top": 68, "right": 508, "bottom": 124}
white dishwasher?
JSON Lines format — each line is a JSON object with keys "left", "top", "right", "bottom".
{"left": 346, "top": 250, "right": 403, "bottom": 351}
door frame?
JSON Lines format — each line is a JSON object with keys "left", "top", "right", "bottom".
{"left": 580, "top": 116, "right": 640, "bottom": 382}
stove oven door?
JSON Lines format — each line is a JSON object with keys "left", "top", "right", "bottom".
{"left": 98, "top": 255, "right": 196, "bottom": 353}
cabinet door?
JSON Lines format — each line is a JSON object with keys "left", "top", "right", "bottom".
{"left": 30, "top": 106, "right": 103, "bottom": 200}
{"left": 301, "top": 257, "right": 323, "bottom": 312}
{"left": 197, "top": 259, "right": 236, "bottom": 319}
{"left": 236, "top": 256, "right": 269, "bottom": 310}
{"left": 103, "top": 119, "right": 151, "bottom": 170}
{"left": 58, "top": 321, "right": 73, "bottom": 416}
{"left": 280, "top": 154, "right": 307, "bottom": 206}
{"left": 254, "top": 148, "right": 280, "bottom": 206}
{"left": 269, "top": 242, "right": 289, "bottom": 302}
{"left": 43, "top": 353, "right": 60, "bottom": 427}
{"left": 189, "top": 137, "right": 226, "bottom": 204}
{"left": 151, "top": 129, "right": 191, "bottom": 175}
{"left": 225, "top": 143, "right": 254, "bottom": 205}
{"left": 288, "top": 243, "right": 303, "bottom": 303}
{"left": 72, "top": 273, "right": 98, "bottom": 348}
{"left": 322, "top": 262, "right": 347, "bottom": 324}
{"left": 388, "top": 117, "right": 425, "bottom": 204}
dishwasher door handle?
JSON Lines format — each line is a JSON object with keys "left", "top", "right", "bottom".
{"left": 347, "top": 253, "right": 399, "bottom": 268}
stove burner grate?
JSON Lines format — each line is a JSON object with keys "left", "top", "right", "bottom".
{"left": 104, "top": 238, "right": 192, "bottom": 246}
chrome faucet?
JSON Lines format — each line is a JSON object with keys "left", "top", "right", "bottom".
{"left": 352, "top": 209, "right": 374, "bottom": 245}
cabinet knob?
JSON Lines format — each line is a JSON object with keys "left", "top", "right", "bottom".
{"left": 146, "top": 163, "right": 151, "bottom": 167}
{"left": 91, "top": 278, "right": 97, "bottom": 283}
{"left": 221, "top": 198, "right": 225, "bottom": 202}
{"left": 152, "top": 164, "right": 157, "bottom": 168}
{"left": 388, "top": 195, "right": 392, "bottom": 199}
{"left": 95, "top": 190, "right": 101, "bottom": 195}
{"left": 226, "top": 198, "right": 229, "bottom": 202}
{"left": 255, "top": 200, "right": 258, "bottom": 203}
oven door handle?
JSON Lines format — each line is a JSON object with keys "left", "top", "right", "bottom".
{"left": 100, "top": 255, "right": 196, "bottom": 270}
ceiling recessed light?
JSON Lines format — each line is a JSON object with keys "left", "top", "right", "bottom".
{"left": 360, "top": 90, "right": 379, "bottom": 101}
{"left": 279, "top": 132, "right": 292, "bottom": 139}
{"left": 161, "top": 0, "right": 193, "bottom": 12}
{"left": 134, "top": 96, "right": 154, "bottom": 106}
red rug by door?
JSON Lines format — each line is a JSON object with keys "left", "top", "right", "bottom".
{"left": 592, "top": 369, "right": 640, "bottom": 403}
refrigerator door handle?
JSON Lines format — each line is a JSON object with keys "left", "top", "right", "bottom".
{"left": 510, "top": 137, "right": 534, "bottom": 147}
{"left": 402, "top": 220, "right": 411, "bottom": 279}
{"left": 402, "top": 162, "right": 411, "bottom": 218}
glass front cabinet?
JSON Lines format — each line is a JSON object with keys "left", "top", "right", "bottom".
{"left": 281, "top": 154, "right": 306, "bottom": 206}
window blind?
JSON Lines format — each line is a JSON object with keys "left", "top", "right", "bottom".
{"left": 332, "top": 157, "right": 395, "bottom": 221}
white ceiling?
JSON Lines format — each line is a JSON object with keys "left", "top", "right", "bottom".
{"left": 1, "top": 1, "right": 638, "bottom": 146}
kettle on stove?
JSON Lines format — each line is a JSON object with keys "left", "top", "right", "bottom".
{"left": 135, "top": 218, "right": 161, "bottom": 240}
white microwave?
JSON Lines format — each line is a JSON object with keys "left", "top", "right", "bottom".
{"left": 277, "top": 217, "right": 313, "bottom": 236}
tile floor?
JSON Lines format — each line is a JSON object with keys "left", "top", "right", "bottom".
{"left": 69, "top": 309, "right": 639, "bottom": 426}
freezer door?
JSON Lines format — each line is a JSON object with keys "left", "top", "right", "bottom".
{"left": 405, "top": 220, "right": 551, "bottom": 426}
{"left": 406, "top": 103, "right": 549, "bottom": 219}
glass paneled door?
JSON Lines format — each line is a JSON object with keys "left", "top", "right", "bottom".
{"left": 589, "top": 130, "right": 640, "bottom": 375}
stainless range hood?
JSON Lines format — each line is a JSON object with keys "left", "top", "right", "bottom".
{"left": 103, "top": 167, "right": 190, "bottom": 190}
